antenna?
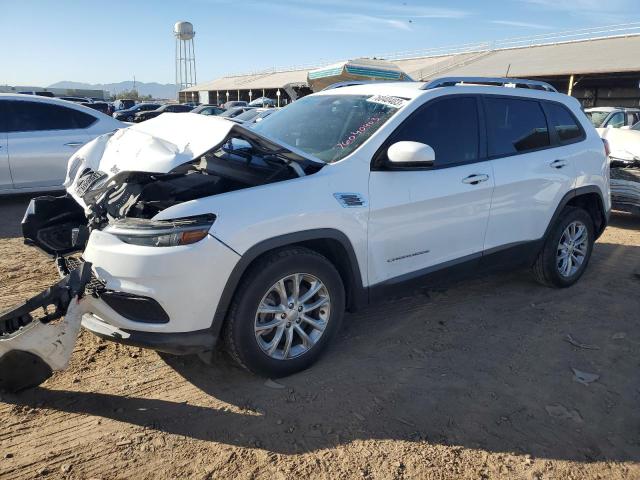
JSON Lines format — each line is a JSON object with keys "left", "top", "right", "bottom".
{"left": 505, "top": 63, "right": 511, "bottom": 78}
{"left": 174, "top": 21, "right": 197, "bottom": 94}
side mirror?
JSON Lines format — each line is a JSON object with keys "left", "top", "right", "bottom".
{"left": 387, "top": 141, "right": 435, "bottom": 167}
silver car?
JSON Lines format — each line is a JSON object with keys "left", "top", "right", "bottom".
{"left": 0, "top": 94, "right": 124, "bottom": 195}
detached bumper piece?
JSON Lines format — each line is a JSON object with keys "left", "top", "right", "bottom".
{"left": 0, "top": 262, "right": 92, "bottom": 392}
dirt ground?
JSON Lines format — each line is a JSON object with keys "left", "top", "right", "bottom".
{"left": 1, "top": 194, "right": 639, "bottom": 480}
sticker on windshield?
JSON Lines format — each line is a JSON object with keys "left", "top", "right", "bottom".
{"left": 366, "top": 95, "right": 407, "bottom": 109}
{"left": 336, "top": 116, "right": 382, "bottom": 150}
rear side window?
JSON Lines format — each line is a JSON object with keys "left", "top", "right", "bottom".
{"left": 387, "top": 96, "right": 479, "bottom": 167}
{"left": 544, "top": 103, "right": 584, "bottom": 143}
{"left": 485, "top": 97, "right": 549, "bottom": 157}
{"left": 8, "top": 101, "right": 96, "bottom": 132}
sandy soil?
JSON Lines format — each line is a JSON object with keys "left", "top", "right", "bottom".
{"left": 1, "top": 194, "right": 639, "bottom": 480}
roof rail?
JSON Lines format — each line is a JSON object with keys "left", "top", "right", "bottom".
{"left": 422, "top": 77, "right": 557, "bottom": 92}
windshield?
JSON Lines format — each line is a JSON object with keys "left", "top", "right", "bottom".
{"left": 585, "top": 110, "right": 610, "bottom": 128}
{"left": 252, "top": 94, "right": 404, "bottom": 163}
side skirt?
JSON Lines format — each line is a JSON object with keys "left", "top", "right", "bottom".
{"left": 368, "top": 240, "right": 543, "bottom": 303}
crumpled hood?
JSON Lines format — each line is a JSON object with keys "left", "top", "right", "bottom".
{"left": 64, "top": 112, "right": 322, "bottom": 207}
{"left": 70, "top": 113, "right": 237, "bottom": 178}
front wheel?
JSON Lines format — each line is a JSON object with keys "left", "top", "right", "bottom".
{"left": 533, "top": 207, "right": 595, "bottom": 288}
{"left": 224, "top": 247, "right": 345, "bottom": 377}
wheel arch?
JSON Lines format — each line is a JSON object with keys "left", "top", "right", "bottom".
{"left": 544, "top": 186, "right": 608, "bottom": 241}
{"left": 210, "top": 229, "right": 367, "bottom": 337}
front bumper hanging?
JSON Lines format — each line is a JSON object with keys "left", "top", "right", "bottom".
{"left": 0, "top": 262, "right": 92, "bottom": 392}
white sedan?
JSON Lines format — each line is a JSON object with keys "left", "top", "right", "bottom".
{"left": 0, "top": 94, "right": 124, "bottom": 195}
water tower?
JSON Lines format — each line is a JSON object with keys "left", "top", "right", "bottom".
{"left": 174, "top": 21, "right": 197, "bottom": 93}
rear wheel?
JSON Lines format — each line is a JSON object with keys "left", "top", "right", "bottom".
{"left": 224, "top": 247, "right": 345, "bottom": 377}
{"left": 533, "top": 207, "right": 594, "bottom": 288}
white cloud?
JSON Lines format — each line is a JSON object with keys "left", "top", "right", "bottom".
{"left": 241, "top": 0, "right": 469, "bottom": 34}
{"left": 324, "top": 14, "right": 413, "bottom": 32}
{"left": 519, "top": 0, "right": 638, "bottom": 22}
{"left": 491, "top": 20, "right": 552, "bottom": 29}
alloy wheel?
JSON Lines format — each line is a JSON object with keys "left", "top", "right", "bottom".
{"left": 254, "top": 273, "right": 330, "bottom": 360}
{"left": 556, "top": 220, "right": 588, "bottom": 277}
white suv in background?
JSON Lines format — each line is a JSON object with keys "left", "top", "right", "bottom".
{"left": 15, "top": 77, "right": 610, "bottom": 377}
{"left": 0, "top": 94, "right": 124, "bottom": 195}
{"left": 585, "top": 106, "right": 640, "bottom": 130}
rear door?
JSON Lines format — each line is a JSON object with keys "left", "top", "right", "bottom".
{"left": 6, "top": 100, "right": 98, "bottom": 189}
{"left": 483, "top": 96, "right": 577, "bottom": 251}
{"left": 368, "top": 95, "right": 495, "bottom": 285}
{"left": 0, "top": 101, "right": 11, "bottom": 191}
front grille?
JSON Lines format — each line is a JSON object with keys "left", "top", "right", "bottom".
{"left": 57, "top": 256, "right": 105, "bottom": 293}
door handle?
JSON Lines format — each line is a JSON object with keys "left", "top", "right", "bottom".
{"left": 462, "top": 174, "right": 489, "bottom": 185}
{"left": 64, "top": 142, "right": 84, "bottom": 147}
{"left": 550, "top": 159, "right": 567, "bottom": 169}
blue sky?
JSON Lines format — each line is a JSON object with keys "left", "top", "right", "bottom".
{"left": 1, "top": 0, "right": 639, "bottom": 86}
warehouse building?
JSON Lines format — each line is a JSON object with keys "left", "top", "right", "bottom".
{"left": 181, "top": 26, "right": 640, "bottom": 108}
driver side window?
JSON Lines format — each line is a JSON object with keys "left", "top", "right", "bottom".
{"left": 384, "top": 97, "right": 480, "bottom": 167}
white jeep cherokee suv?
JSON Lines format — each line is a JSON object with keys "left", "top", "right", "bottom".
{"left": 16, "top": 77, "right": 610, "bottom": 377}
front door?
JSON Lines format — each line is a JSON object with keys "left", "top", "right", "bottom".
{"left": 7, "top": 100, "right": 94, "bottom": 189}
{"left": 367, "top": 95, "right": 495, "bottom": 286}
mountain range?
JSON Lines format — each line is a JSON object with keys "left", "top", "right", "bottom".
{"left": 48, "top": 81, "right": 178, "bottom": 99}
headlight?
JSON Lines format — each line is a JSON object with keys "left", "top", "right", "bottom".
{"left": 104, "top": 214, "right": 216, "bottom": 247}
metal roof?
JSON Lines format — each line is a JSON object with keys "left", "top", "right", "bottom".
{"left": 183, "top": 33, "right": 640, "bottom": 93}
{"left": 436, "top": 35, "right": 640, "bottom": 79}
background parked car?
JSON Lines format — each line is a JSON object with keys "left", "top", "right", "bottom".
{"left": 229, "top": 107, "right": 277, "bottom": 125}
{"left": 599, "top": 121, "right": 640, "bottom": 215}
{"left": 248, "top": 96, "right": 276, "bottom": 107}
{"left": 133, "top": 103, "right": 193, "bottom": 122}
{"left": 0, "top": 93, "right": 124, "bottom": 194}
{"left": 585, "top": 107, "right": 640, "bottom": 130}
{"left": 17, "top": 91, "right": 55, "bottom": 98}
{"left": 219, "top": 106, "right": 255, "bottom": 119}
{"left": 113, "top": 103, "right": 162, "bottom": 122}
{"left": 191, "top": 104, "right": 225, "bottom": 116}
{"left": 82, "top": 101, "right": 110, "bottom": 115}
{"left": 223, "top": 100, "right": 248, "bottom": 109}
{"left": 59, "top": 96, "right": 93, "bottom": 104}
{"left": 112, "top": 99, "right": 136, "bottom": 111}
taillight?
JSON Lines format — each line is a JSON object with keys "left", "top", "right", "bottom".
{"left": 602, "top": 138, "right": 611, "bottom": 157}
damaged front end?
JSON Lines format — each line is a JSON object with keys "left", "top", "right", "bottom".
{"left": 23, "top": 113, "right": 322, "bottom": 255}
{"left": 2, "top": 114, "right": 324, "bottom": 390}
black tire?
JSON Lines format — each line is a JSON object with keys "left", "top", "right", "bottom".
{"left": 533, "top": 207, "right": 595, "bottom": 288}
{"left": 224, "top": 247, "right": 345, "bottom": 377}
